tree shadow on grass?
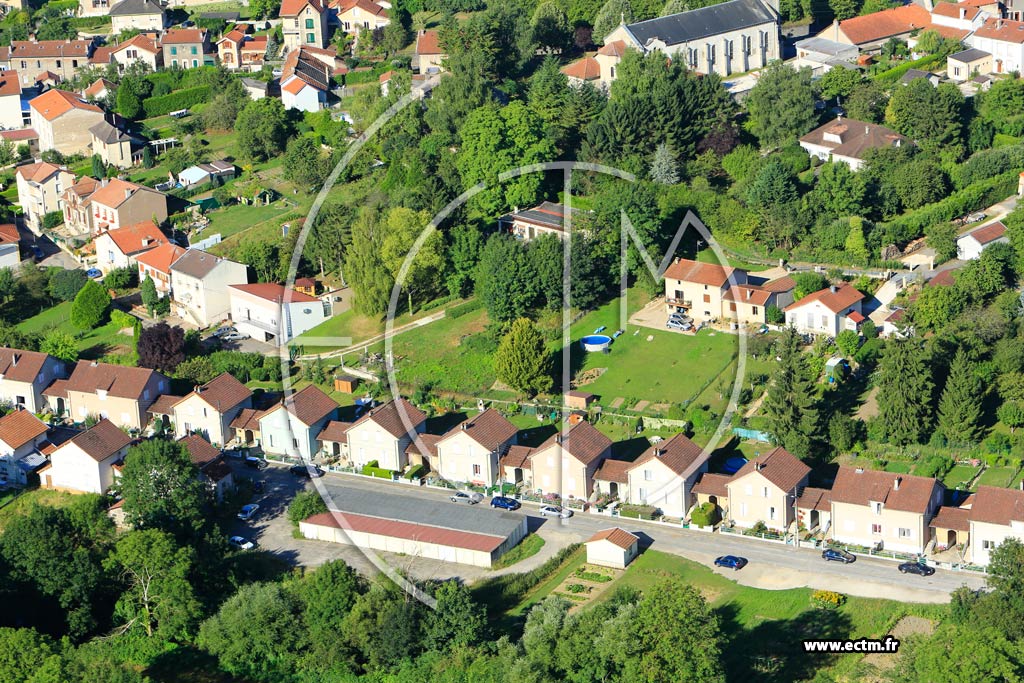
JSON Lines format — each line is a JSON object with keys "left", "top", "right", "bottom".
{"left": 717, "top": 601, "right": 854, "bottom": 683}
{"left": 611, "top": 436, "right": 651, "bottom": 460}
{"left": 425, "top": 411, "right": 468, "bottom": 435}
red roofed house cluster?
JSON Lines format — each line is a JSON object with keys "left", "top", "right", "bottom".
{"left": 662, "top": 257, "right": 796, "bottom": 326}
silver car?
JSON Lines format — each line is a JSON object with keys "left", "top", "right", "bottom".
{"left": 450, "top": 491, "right": 484, "bottom": 504}
{"left": 539, "top": 505, "right": 573, "bottom": 518}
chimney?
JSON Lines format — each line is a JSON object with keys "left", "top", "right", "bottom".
{"left": 654, "top": 447, "right": 663, "bottom": 457}
{"left": 998, "top": 18, "right": 1004, "bottom": 29}
{"left": 855, "top": 467, "right": 864, "bottom": 474}
{"left": 1020, "top": 480, "right": 1024, "bottom": 491}
{"left": 754, "top": 461, "right": 762, "bottom": 471}
{"left": 864, "top": 125, "right": 869, "bottom": 136}
{"left": 11, "top": 353, "right": 17, "bottom": 367}
{"left": 746, "top": 288, "right": 752, "bottom": 300}
{"left": 555, "top": 434, "right": 563, "bottom": 445}
{"left": 125, "top": 188, "right": 132, "bottom": 199}
{"left": 830, "top": 284, "right": 837, "bottom": 293}
{"left": 894, "top": 476, "right": 901, "bottom": 491}
{"left": 461, "top": 422, "right": 469, "bottom": 430}
{"left": 836, "top": 113, "right": 842, "bottom": 121}
{"left": 960, "top": 6, "right": 966, "bottom": 19}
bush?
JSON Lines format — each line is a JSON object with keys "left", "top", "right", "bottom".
{"left": 42, "top": 211, "right": 64, "bottom": 229}
{"left": 915, "top": 453, "right": 954, "bottom": 479}
{"left": 404, "top": 464, "right": 426, "bottom": 479}
{"left": 448, "top": 299, "right": 483, "bottom": 319}
{"left": 618, "top": 504, "right": 659, "bottom": 520}
{"left": 142, "top": 85, "right": 213, "bottom": 118}
{"left": 109, "top": 309, "right": 135, "bottom": 330}
{"left": 70, "top": 280, "right": 111, "bottom": 329}
{"left": 361, "top": 461, "right": 394, "bottom": 479}
{"left": 286, "top": 490, "right": 327, "bottom": 528}
{"left": 565, "top": 583, "right": 588, "bottom": 594}
{"left": 574, "top": 568, "right": 613, "bottom": 582}
{"left": 689, "top": 501, "right": 719, "bottom": 527}
{"left": 810, "top": 589, "right": 846, "bottom": 610}
{"left": 48, "top": 268, "right": 87, "bottom": 302}
{"left": 473, "top": 543, "right": 582, "bottom": 609}
{"left": 104, "top": 266, "right": 138, "bottom": 290}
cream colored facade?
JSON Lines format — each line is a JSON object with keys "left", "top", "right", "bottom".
{"left": 64, "top": 376, "right": 168, "bottom": 430}
{"left": 173, "top": 392, "right": 251, "bottom": 447}
{"left": 345, "top": 419, "right": 422, "bottom": 471}
{"left": 110, "top": 10, "right": 164, "bottom": 34}
{"left": 283, "top": 2, "right": 330, "bottom": 51}
{"left": 727, "top": 468, "right": 808, "bottom": 532}
{"left": 831, "top": 498, "right": 940, "bottom": 554}
{"left": 435, "top": 429, "right": 515, "bottom": 486}
{"left": 585, "top": 537, "right": 639, "bottom": 569}
{"left": 15, "top": 164, "right": 74, "bottom": 233}
{"left": 91, "top": 187, "right": 168, "bottom": 234}
{"left": 0, "top": 358, "right": 64, "bottom": 414}
{"left": 529, "top": 441, "right": 609, "bottom": 500}
{"left": 42, "top": 439, "right": 128, "bottom": 494}
{"left": 626, "top": 456, "right": 706, "bottom": 519}
{"left": 31, "top": 106, "right": 104, "bottom": 157}
{"left": 91, "top": 130, "right": 133, "bottom": 169}
{"left": 169, "top": 253, "right": 249, "bottom": 328}
{"left": 971, "top": 519, "right": 1024, "bottom": 566}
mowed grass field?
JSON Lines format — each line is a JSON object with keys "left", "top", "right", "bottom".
{"left": 17, "top": 301, "right": 136, "bottom": 360}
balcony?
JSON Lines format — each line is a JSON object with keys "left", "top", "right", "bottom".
{"left": 665, "top": 297, "right": 692, "bottom": 308}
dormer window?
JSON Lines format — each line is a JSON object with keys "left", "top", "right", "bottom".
{"left": 98, "top": 389, "right": 108, "bottom": 400}
{"left": 872, "top": 501, "right": 882, "bottom": 514}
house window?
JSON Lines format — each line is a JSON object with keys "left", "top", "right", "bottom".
{"left": 898, "top": 528, "right": 912, "bottom": 538}
{"left": 873, "top": 502, "right": 882, "bottom": 514}
{"left": 643, "top": 469, "right": 653, "bottom": 481}
{"left": 762, "top": 486, "right": 768, "bottom": 497}
{"left": 191, "top": 46, "right": 198, "bottom": 55}
{"left": 983, "top": 540, "right": 997, "bottom": 549}
{"left": 306, "top": 33, "right": 315, "bottom": 43}
{"left": 638, "top": 487, "right": 646, "bottom": 501}
{"left": 292, "top": 438, "right": 298, "bottom": 448}
{"left": 871, "top": 524, "right": 882, "bottom": 534}
{"left": 703, "top": 294, "right": 711, "bottom": 303}
{"left": 610, "top": 66, "right": 616, "bottom": 78}
{"left": 171, "top": 47, "right": 177, "bottom": 55}
{"left": 56, "top": 60, "right": 61, "bottom": 68}
{"left": 305, "top": 18, "right": 314, "bottom": 28}
{"left": 752, "top": 306, "right": 759, "bottom": 315}
{"left": 472, "top": 464, "right": 481, "bottom": 475}
{"left": 72, "top": 60, "right": 78, "bottom": 68}
{"left": 769, "top": 506, "right": 776, "bottom": 520}
{"left": 729, "top": 303, "right": 737, "bottom": 312}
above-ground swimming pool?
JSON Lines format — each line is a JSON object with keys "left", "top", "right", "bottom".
{"left": 722, "top": 457, "right": 748, "bottom": 474}
{"left": 580, "top": 334, "right": 612, "bottom": 352}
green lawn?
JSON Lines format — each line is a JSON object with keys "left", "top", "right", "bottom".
{"left": 17, "top": 302, "right": 135, "bottom": 359}
{"left": 604, "top": 550, "right": 944, "bottom": 682}
{"left": 940, "top": 464, "right": 981, "bottom": 490}
{"left": 202, "top": 202, "right": 293, "bottom": 240}
{"left": 569, "top": 296, "right": 738, "bottom": 409}
{"left": 977, "top": 466, "right": 1019, "bottom": 489}
{"left": 0, "top": 488, "right": 79, "bottom": 533}
{"left": 493, "top": 534, "right": 546, "bottom": 569}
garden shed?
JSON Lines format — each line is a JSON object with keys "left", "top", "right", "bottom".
{"left": 584, "top": 527, "right": 639, "bottom": 569}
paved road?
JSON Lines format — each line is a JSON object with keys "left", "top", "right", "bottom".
{"left": 225, "top": 462, "right": 985, "bottom": 602}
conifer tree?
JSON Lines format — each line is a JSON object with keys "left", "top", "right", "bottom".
{"left": 877, "top": 338, "right": 934, "bottom": 446}
{"left": 936, "top": 347, "right": 983, "bottom": 445}
{"left": 763, "top": 327, "right": 821, "bottom": 457}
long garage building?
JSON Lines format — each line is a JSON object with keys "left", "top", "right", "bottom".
{"left": 299, "top": 484, "right": 529, "bottom": 568}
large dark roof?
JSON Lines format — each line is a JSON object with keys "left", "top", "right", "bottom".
{"left": 625, "top": 0, "right": 776, "bottom": 48}
{"left": 108, "top": 0, "right": 163, "bottom": 15}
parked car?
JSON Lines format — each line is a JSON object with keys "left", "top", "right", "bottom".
{"left": 86, "top": 268, "right": 102, "bottom": 279}
{"left": 490, "top": 496, "right": 521, "bottom": 511}
{"left": 714, "top": 555, "right": 748, "bottom": 570}
{"left": 245, "top": 456, "right": 267, "bottom": 470}
{"left": 821, "top": 548, "right": 856, "bottom": 564}
{"left": 898, "top": 561, "right": 935, "bottom": 577}
{"left": 450, "top": 491, "right": 483, "bottom": 504}
{"left": 228, "top": 535, "right": 256, "bottom": 550}
{"left": 223, "top": 331, "right": 250, "bottom": 342}
{"left": 539, "top": 505, "right": 572, "bottom": 518}
{"left": 290, "top": 464, "right": 324, "bottom": 478}
{"left": 237, "top": 504, "right": 260, "bottom": 521}
{"left": 213, "top": 326, "right": 236, "bottom": 338}
{"left": 30, "top": 244, "right": 44, "bottom": 261}
{"left": 666, "top": 319, "right": 693, "bottom": 331}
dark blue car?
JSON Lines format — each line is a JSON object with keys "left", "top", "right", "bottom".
{"left": 30, "top": 244, "right": 44, "bottom": 260}
{"left": 490, "top": 496, "right": 521, "bottom": 511}
{"left": 714, "top": 555, "right": 748, "bottom": 570}
{"left": 821, "top": 548, "right": 856, "bottom": 564}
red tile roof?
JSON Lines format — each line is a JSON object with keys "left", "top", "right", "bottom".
{"left": 784, "top": 283, "right": 864, "bottom": 314}
{"left": 597, "top": 40, "right": 627, "bottom": 57}
{"left": 90, "top": 46, "right": 115, "bottom": 64}
{"left": 188, "top": 372, "right": 252, "bottom": 412}
{"left": 930, "top": 505, "right": 970, "bottom": 532}
{"left": 10, "top": 40, "right": 91, "bottom": 59}
{"left": 334, "top": 0, "right": 388, "bottom": 17}
{"left": 282, "top": 77, "right": 309, "bottom": 95}
{"left": 663, "top": 258, "right": 735, "bottom": 287}
{"left": 230, "top": 407, "right": 263, "bottom": 431}
{"left": 722, "top": 285, "right": 772, "bottom": 306}
{"left": 534, "top": 421, "right": 611, "bottom": 467}
{"left": 973, "top": 17, "right": 1024, "bottom": 44}
{"left": 0, "top": 348, "right": 54, "bottom": 384}
{"left": 796, "top": 486, "right": 831, "bottom": 512}
{"left": 440, "top": 408, "right": 517, "bottom": 452}
{"left": 932, "top": 2, "right": 982, "bottom": 20}
{"left": 0, "top": 129, "right": 37, "bottom": 142}
{"left": 629, "top": 432, "right": 707, "bottom": 478}
{"left": 0, "top": 70, "right": 20, "bottom": 97}
{"left": 692, "top": 472, "right": 731, "bottom": 498}
{"left": 147, "top": 393, "right": 182, "bottom": 415}
{"left": 561, "top": 56, "right": 600, "bottom": 81}
{"left": 317, "top": 419, "right": 351, "bottom": 443}
{"left": 965, "top": 220, "right": 1007, "bottom": 245}
{"left": 830, "top": 466, "right": 940, "bottom": 513}
{"left": 0, "top": 224, "right": 18, "bottom": 245}
{"left": 265, "top": 384, "right": 338, "bottom": 426}
{"left": 280, "top": 0, "right": 325, "bottom": 15}
{"left": 594, "top": 457, "right": 631, "bottom": 484}
{"left": 66, "top": 418, "right": 132, "bottom": 461}
{"left": 406, "top": 432, "right": 441, "bottom": 458}
{"left": 969, "top": 485, "right": 1024, "bottom": 525}
{"left": 835, "top": 4, "right": 931, "bottom": 45}
{"left": 66, "top": 360, "right": 160, "bottom": 400}
{"left": 161, "top": 28, "right": 208, "bottom": 44}
{"left": 113, "top": 33, "right": 160, "bottom": 54}
{"left": 229, "top": 283, "right": 320, "bottom": 304}
{"left": 89, "top": 178, "right": 154, "bottom": 209}
{"left": 585, "top": 527, "right": 638, "bottom": 549}
{"left": 303, "top": 510, "right": 507, "bottom": 552}
{"left": 416, "top": 29, "right": 442, "bottom": 55}
{"left": 179, "top": 433, "right": 220, "bottom": 467}
{"left": 349, "top": 398, "right": 426, "bottom": 438}
{"left": 762, "top": 275, "right": 796, "bottom": 293}
{"left": 102, "top": 221, "right": 166, "bottom": 256}
{"left": 84, "top": 77, "right": 113, "bottom": 98}
{"left": 134, "top": 241, "right": 184, "bottom": 274}
{"left": 42, "top": 378, "right": 68, "bottom": 399}
{"left": 0, "top": 409, "right": 47, "bottom": 449}
{"left": 16, "top": 161, "right": 62, "bottom": 183}
{"left": 29, "top": 89, "right": 102, "bottom": 121}
{"left": 730, "top": 447, "right": 810, "bottom": 493}
{"left": 500, "top": 444, "right": 533, "bottom": 469}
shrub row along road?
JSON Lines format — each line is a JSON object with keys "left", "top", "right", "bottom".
{"left": 232, "top": 463, "right": 985, "bottom": 603}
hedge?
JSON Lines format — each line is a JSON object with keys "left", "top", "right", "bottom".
{"left": 448, "top": 299, "right": 483, "bottom": 319}
{"left": 871, "top": 53, "right": 946, "bottom": 86}
{"left": 949, "top": 145, "right": 1024, "bottom": 190}
{"left": 142, "top": 86, "right": 213, "bottom": 118}
{"left": 618, "top": 504, "right": 659, "bottom": 520}
{"left": 361, "top": 460, "right": 395, "bottom": 479}
{"left": 880, "top": 170, "right": 1020, "bottom": 246}
{"left": 404, "top": 464, "right": 426, "bottom": 480}
{"left": 42, "top": 211, "right": 64, "bottom": 230}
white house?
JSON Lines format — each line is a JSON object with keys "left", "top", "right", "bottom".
{"left": 108, "top": 0, "right": 166, "bottom": 34}
{"left": 957, "top": 220, "right": 1008, "bottom": 260}
{"left": 344, "top": 398, "right": 426, "bottom": 471}
{"left": 39, "top": 419, "right": 132, "bottom": 494}
{"left": 603, "top": 0, "right": 780, "bottom": 78}
{"left": 93, "top": 220, "right": 167, "bottom": 273}
{"left": 799, "top": 117, "right": 908, "bottom": 171}
{"left": 229, "top": 283, "right": 327, "bottom": 346}
{"left": 584, "top": 527, "right": 640, "bottom": 569}
{"left": 280, "top": 46, "right": 332, "bottom": 112}
{"left": 784, "top": 283, "right": 865, "bottom": 336}
{"left": 967, "top": 17, "right": 1024, "bottom": 74}
{"left": 0, "top": 409, "right": 49, "bottom": 487}
{"left": 0, "top": 70, "right": 23, "bottom": 129}
{"left": 0, "top": 348, "right": 65, "bottom": 414}
{"left": 257, "top": 385, "right": 338, "bottom": 459}
{"left": 725, "top": 447, "right": 811, "bottom": 532}
{"left": 434, "top": 408, "right": 518, "bottom": 485}
{"left": 969, "top": 485, "right": 1024, "bottom": 566}
{"left": 623, "top": 433, "right": 709, "bottom": 519}
{"left": 170, "top": 249, "right": 249, "bottom": 328}
{"left": 172, "top": 372, "right": 253, "bottom": 447}
{"left": 0, "top": 224, "right": 19, "bottom": 269}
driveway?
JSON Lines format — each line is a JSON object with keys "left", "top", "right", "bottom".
{"left": 21, "top": 231, "right": 79, "bottom": 270}
{"left": 238, "top": 464, "right": 985, "bottom": 602}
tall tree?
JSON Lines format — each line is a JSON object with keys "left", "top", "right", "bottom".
{"left": 649, "top": 142, "right": 679, "bottom": 185}
{"left": 494, "top": 318, "right": 553, "bottom": 396}
{"left": 379, "top": 207, "right": 445, "bottom": 314}
{"left": 423, "top": 581, "right": 487, "bottom": 652}
{"left": 235, "top": 98, "right": 291, "bottom": 162}
{"left": 592, "top": 0, "right": 633, "bottom": 41}
{"left": 746, "top": 62, "right": 818, "bottom": 148}
{"left": 876, "top": 338, "right": 935, "bottom": 446}
{"left": 137, "top": 322, "right": 185, "bottom": 373}
{"left": 936, "top": 348, "right": 983, "bottom": 445}
{"left": 762, "top": 328, "right": 821, "bottom": 457}
{"left": 69, "top": 280, "right": 111, "bottom": 330}
{"left": 476, "top": 235, "right": 539, "bottom": 322}
{"left": 886, "top": 79, "right": 965, "bottom": 158}
{"left": 107, "top": 529, "right": 201, "bottom": 640}
{"left": 345, "top": 208, "right": 393, "bottom": 317}
{"left": 119, "top": 439, "right": 209, "bottom": 544}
